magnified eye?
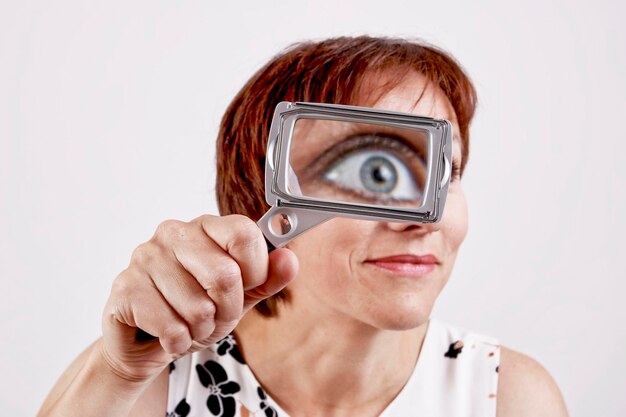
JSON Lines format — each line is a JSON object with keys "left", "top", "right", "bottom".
{"left": 325, "top": 149, "right": 423, "bottom": 202}
{"left": 292, "top": 132, "right": 429, "bottom": 205}
{"left": 360, "top": 155, "right": 397, "bottom": 193}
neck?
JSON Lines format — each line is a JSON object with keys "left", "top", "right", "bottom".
{"left": 235, "top": 300, "right": 429, "bottom": 417}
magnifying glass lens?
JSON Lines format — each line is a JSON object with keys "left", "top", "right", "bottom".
{"left": 287, "top": 119, "right": 430, "bottom": 209}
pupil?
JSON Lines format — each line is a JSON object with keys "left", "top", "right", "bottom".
{"left": 372, "top": 164, "right": 391, "bottom": 183}
{"left": 360, "top": 156, "right": 397, "bottom": 193}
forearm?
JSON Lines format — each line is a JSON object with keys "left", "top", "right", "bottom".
{"left": 37, "top": 340, "right": 153, "bottom": 417}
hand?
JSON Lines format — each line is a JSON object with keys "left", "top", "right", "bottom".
{"left": 99, "top": 214, "right": 298, "bottom": 383}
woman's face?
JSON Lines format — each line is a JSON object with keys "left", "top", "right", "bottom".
{"left": 285, "top": 72, "right": 468, "bottom": 330}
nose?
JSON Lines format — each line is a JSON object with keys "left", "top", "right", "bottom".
{"left": 383, "top": 219, "right": 442, "bottom": 234}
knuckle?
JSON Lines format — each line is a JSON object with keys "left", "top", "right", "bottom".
{"left": 156, "top": 219, "right": 185, "bottom": 240}
{"left": 212, "top": 262, "right": 242, "bottom": 294}
{"left": 110, "top": 270, "right": 137, "bottom": 296}
{"left": 130, "top": 243, "right": 156, "bottom": 266}
{"left": 193, "top": 214, "right": 217, "bottom": 224}
{"left": 228, "top": 216, "right": 262, "bottom": 249}
{"left": 190, "top": 300, "right": 216, "bottom": 324}
{"left": 162, "top": 324, "right": 189, "bottom": 344}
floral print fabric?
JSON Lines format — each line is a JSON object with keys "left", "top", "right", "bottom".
{"left": 167, "top": 319, "right": 500, "bottom": 417}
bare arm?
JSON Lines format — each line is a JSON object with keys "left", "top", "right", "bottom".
{"left": 37, "top": 214, "right": 298, "bottom": 417}
{"left": 496, "top": 346, "right": 569, "bottom": 417}
{"left": 37, "top": 338, "right": 168, "bottom": 417}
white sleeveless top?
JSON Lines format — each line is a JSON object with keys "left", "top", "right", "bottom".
{"left": 166, "top": 319, "right": 501, "bottom": 417}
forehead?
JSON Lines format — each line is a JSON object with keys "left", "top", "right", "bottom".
{"left": 288, "top": 70, "right": 463, "bottom": 167}
{"left": 355, "top": 71, "right": 463, "bottom": 153}
{"left": 362, "top": 71, "right": 456, "bottom": 114}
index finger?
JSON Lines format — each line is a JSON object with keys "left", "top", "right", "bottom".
{"left": 195, "top": 214, "right": 269, "bottom": 291}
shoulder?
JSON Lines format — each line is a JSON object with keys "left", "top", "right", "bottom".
{"left": 496, "top": 346, "right": 569, "bottom": 417}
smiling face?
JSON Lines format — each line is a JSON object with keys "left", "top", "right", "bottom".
{"left": 284, "top": 72, "right": 468, "bottom": 330}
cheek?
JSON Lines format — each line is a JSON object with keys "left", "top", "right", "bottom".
{"left": 441, "top": 185, "right": 469, "bottom": 251}
{"left": 286, "top": 218, "right": 370, "bottom": 280}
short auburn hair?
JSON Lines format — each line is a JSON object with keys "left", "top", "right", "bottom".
{"left": 216, "top": 36, "right": 477, "bottom": 316}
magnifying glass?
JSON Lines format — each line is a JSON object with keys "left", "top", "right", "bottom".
{"left": 257, "top": 101, "right": 453, "bottom": 251}
{"left": 135, "top": 101, "right": 453, "bottom": 342}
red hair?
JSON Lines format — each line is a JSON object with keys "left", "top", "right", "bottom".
{"left": 215, "top": 36, "right": 477, "bottom": 316}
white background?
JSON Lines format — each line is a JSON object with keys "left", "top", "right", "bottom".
{"left": 1, "top": 0, "right": 625, "bottom": 415}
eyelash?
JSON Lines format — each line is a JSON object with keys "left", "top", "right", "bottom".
{"left": 305, "top": 133, "right": 460, "bottom": 185}
{"left": 307, "top": 134, "right": 425, "bottom": 177}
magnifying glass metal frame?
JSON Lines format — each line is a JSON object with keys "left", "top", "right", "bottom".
{"left": 257, "top": 101, "right": 453, "bottom": 250}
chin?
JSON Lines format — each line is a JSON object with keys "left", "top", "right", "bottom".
{"left": 362, "top": 296, "right": 433, "bottom": 331}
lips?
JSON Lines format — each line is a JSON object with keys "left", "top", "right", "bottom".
{"left": 364, "top": 254, "right": 439, "bottom": 276}
{"left": 366, "top": 254, "right": 439, "bottom": 264}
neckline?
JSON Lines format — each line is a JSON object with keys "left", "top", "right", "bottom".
{"left": 378, "top": 318, "right": 436, "bottom": 416}
{"left": 229, "top": 333, "right": 292, "bottom": 417}
{"left": 230, "top": 319, "right": 435, "bottom": 417}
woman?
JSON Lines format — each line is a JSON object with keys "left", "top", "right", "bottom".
{"left": 38, "top": 36, "right": 569, "bottom": 417}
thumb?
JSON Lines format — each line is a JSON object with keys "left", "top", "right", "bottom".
{"left": 243, "top": 247, "right": 299, "bottom": 312}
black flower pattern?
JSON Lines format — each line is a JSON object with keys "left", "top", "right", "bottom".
{"left": 257, "top": 386, "right": 278, "bottom": 417}
{"left": 196, "top": 360, "right": 241, "bottom": 417}
{"left": 444, "top": 340, "right": 464, "bottom": 359}
{"left": 166, "top": 398, "right": 190, "bottom": 417}
{"left": 216, "top": 334, "right": 245, "bottom": 364}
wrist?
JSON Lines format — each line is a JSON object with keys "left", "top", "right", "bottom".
{"left": 41, "top": 340, "right": 158, "bottom": 417}
{"left": 92, "top": 339, "right": 161, "bottom": 392}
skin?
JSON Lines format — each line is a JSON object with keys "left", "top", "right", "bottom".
{"left": 37, "top": 72, "right": 569, "bottom": 417}
{"left": 236, "top": 73, "right": 470, "bottom": 416}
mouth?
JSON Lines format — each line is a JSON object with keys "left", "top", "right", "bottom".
{"left": 363, "top": 254, "right": 439, "bottom": 276}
